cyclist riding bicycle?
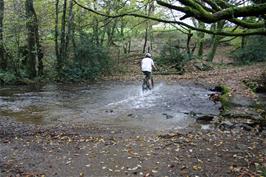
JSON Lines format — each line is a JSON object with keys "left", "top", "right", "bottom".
{"left": 141, "top": 53, "right": 158, "bottom": 89}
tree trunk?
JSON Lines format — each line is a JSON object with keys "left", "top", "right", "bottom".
{"left": 58, "top": 0, "right": 67, "bottom": 73}
{"left": 33, "top": 7, "right": 43, "bottom": 75}
{"left": 107, "top": 19, "right": 117, "bottom": 46}
{"left": 241, "top": 36, "right": 246, "bottom": 48}
{"left": 186, "top": 32, "right": 191, "bottom": 55}
{"left": 65, "top": 0, "right": 74, "bottom": 59}
{"left": 143, "top": 28, "right": 148, "bottom": 53}
{"left": 143, "top": 1, "right": 154, "bottom": 53}
{"left": 55, "top": 0, "right": 59, "bottom": 62}
{"left": 100, "top": 24, "right": 106, "bottom": 46}
{"left": 197, "top": 22, "right": 205, "bottom": 58}
{"left": 207, "top": 21, "right": 225, "bottom": 62}
{"left": 148, "top": 1, "right": 155, "bottom": 51}
{"left": 128, "top": 39, "right": 131, "bottom": 53}
{"left": 192, "top": 18, "right": 205, "bottom": 59}
{"left": 0, "top": 0, "right": 6, "bottom": 70}
{"left": 207, "top": 36, "right": 220, "bottom": 62}
{"left": 120, "top": 20, "right": 128, "bottom": 54}
{"left": 25, "top": 0, "right": 36, "bottom": 78}
{"left": 92, "top": 3, "right": 99, "bottom": 46}
{"left": 25, "top": 0, "right": 42, "bottom": 78}
{"left": 93, "top": 17, "right": 99, "bottom": 45}
{"left": 100, "top": 17, "right": 108, "bottom": 46}
{"left": 71, "top": 19, "right": 77, "bottom": 58}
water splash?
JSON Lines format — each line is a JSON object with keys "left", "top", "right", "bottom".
{"left": 106, "top": 82, "right": 163, "bottom": 109}
{"left": 0, "top": 81, "right": 221, "bottom": 130}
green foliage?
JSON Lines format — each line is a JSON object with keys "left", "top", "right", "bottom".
{"left": 153, "top": 30, "right": 185, "bottom": 40}
{"left": 261, "top": 168, "right": 266, "bottom": 177}
{"left": 219, "top": 84, "right": 230, "bottom": 95}
{"left": 257, "top": 164, "right": 266, "bottom": 177}
{"left": 243, "top": 80, "right": 258, "bottom": 92}
{"left": 219, "top": 85, "right": 231, "bottom": 111}
{"left": 243, "top": 71, "right": 266, "bottom": 93}
{"left": 61, "top": 63, "right": 104, "bottom": 82}
{"left": 156, "top": 40, "right": 193, "bottom": 72}
{"left": 61, "top": 33, "right": 112, "bottom": 81}
{"left": 0, "top": 70, "right": 17, "bottom": 85}
{"left": 231, "top": 35, "right": 266, "bottom": 64}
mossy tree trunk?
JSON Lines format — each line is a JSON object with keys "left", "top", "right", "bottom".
{"left": 192, "top": 18, "right": 206, "bottom": 59}
{"left": 25, "top": 0, "right": 43, "bottom": 78}
{"left": 197, "top": 22, "right": 205, "bottom": 58}
{"left": 143, "top": 1, "right": 155, "bottom": 53}
{"left": 65, "top": 0, "right": 74, "bottom": 59}
{"left": 0, "top": 0, "right": 6, "bottom": 70}
{"left": 207, "top": 21, "right": 225, "bottom": 62}
{"left": 55, "top": 0, "right": 59, "bottom": 64}
{"left": 58, "top": 0, "right": 67, "bottom": 74}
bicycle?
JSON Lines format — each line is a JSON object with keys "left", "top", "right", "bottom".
{"left": 142, "top": 75, "right": 153, "bottom": 92}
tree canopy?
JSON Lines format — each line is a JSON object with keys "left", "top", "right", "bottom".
{"left": 74, "top": 0, "right": 266, "bottom": 36}
{"left": 0, "top": 0, "right": 266, "bottom": 84}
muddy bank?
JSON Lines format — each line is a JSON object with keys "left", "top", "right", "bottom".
{"left": 0, "top": 117, "right": 265, "bottom": 177}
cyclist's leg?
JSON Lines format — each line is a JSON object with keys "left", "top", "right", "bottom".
{"left": 142, "top": 71, "right": 149, "bottom": 90}
{"left": 146, "top": 72, "right": 152, "bottom": 89}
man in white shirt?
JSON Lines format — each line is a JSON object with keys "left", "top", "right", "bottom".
{"left": 141, "top": 53, "right": 157, "bottom": 89}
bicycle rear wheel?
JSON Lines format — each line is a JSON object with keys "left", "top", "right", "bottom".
{"left": 142, "top": 78, "right": 152, "bottom": 91}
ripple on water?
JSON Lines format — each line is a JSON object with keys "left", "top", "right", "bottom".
{"left": 0, "top": 81, "right": 221, "bottom": 130}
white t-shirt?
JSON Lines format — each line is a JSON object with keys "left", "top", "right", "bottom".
{"left": 141, "top": 57, "right": 154, "bottom": 72}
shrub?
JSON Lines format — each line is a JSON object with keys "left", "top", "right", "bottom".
{"left": 218, "top": 84, "right": 231, "bottom": 111}
{"left": 231, "top": 35, "right": 266, "bottom": 64}
{"left": 0, "top": 70, "right": 17, "bottom": 85}
{"left": 157, "top": 40, "right": 193, "bottom": 72}
{"left": 61, "top": 32, "right": 113, "bottom": 81}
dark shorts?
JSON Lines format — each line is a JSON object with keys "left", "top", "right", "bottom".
{"left": 142, "top": 71, "right": 151, "bottom": 80}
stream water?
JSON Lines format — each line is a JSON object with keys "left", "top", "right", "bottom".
{"left": 0, "top": 81, "right": 221, "bottom": 130}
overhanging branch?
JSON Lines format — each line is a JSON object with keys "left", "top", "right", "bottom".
{"left": 73, "top": 0, "right": 266, "bottom": 36}
{"left": 156, "top": 0, "right": 266, "bottom": 28}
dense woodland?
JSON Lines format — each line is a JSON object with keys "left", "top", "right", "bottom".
{"left": 1, "top": 1, "right": 266, "bottom": 176}
{"left": 0, "top": 0, "right": 265, "bottom": 84}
